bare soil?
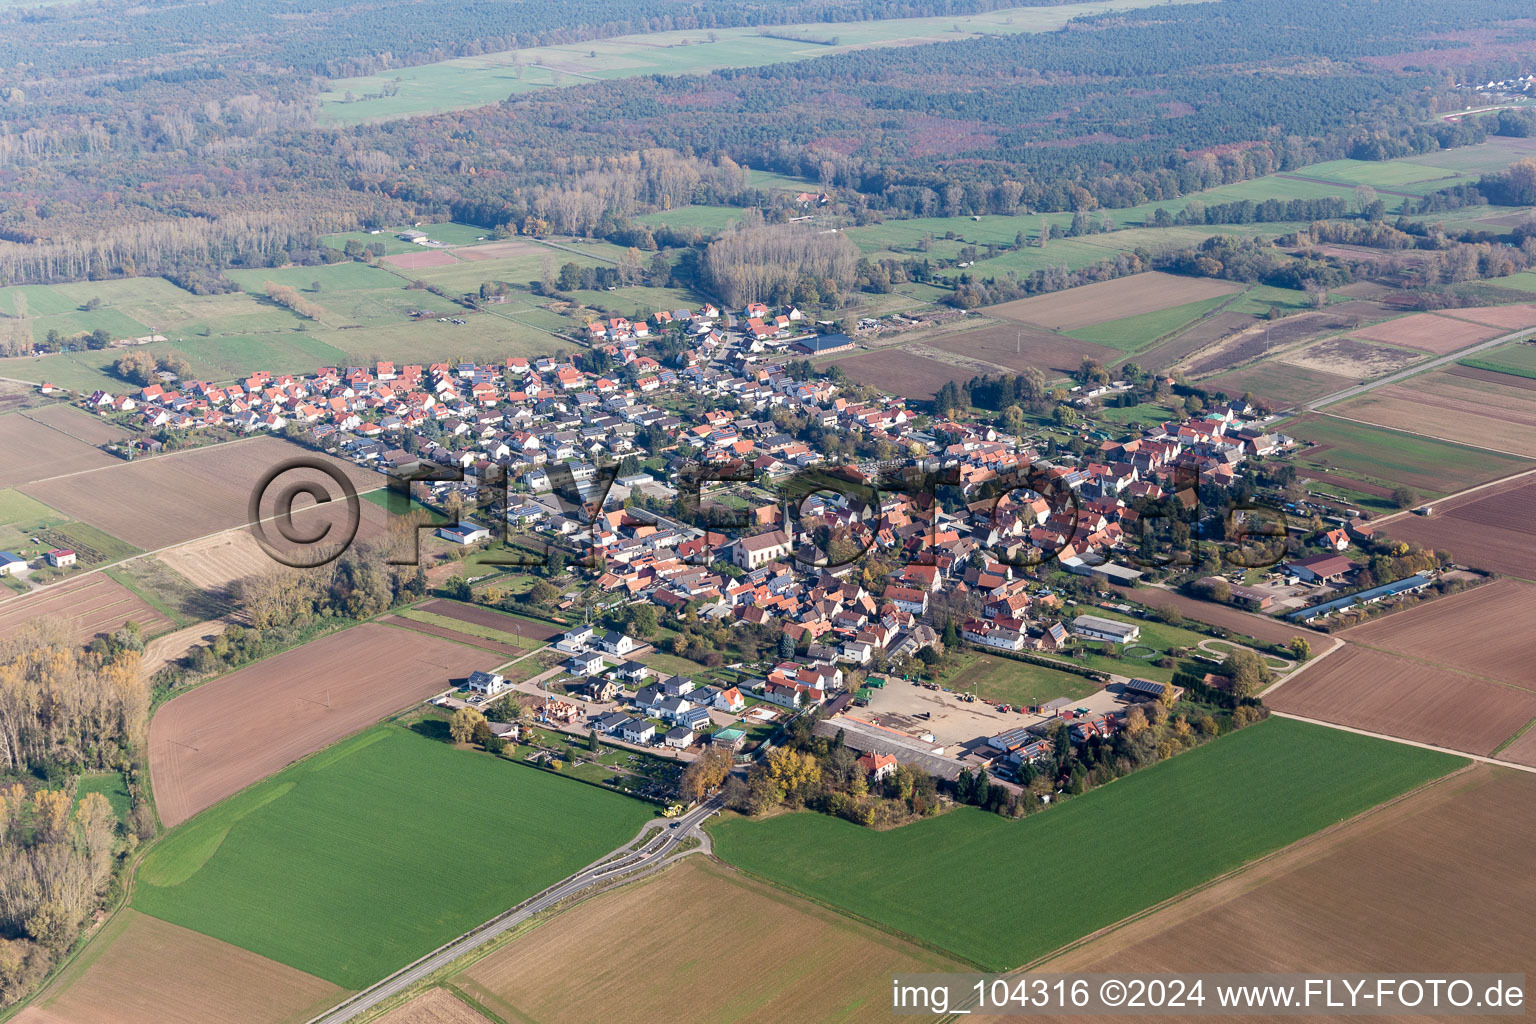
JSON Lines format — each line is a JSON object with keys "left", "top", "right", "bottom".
{"left": 985, "top": 273, "right": 1240, "bottom": 331}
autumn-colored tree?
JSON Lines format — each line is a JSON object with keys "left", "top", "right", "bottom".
{"left": 679, "top": 747, "right": 733, "bottom": 802}
{"left": 450, "top": 708, "right": 487, "bottom": 745}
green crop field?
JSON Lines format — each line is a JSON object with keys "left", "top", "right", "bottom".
{"left": 316, "top": 0, "right": 1196, "bottom": 124}
{"left": 1282, "top": 414, "right": 1533, "bottom": 497}
{"left": 1459, "top": 340, "right": 1536, "bottom": 379}
{"left": 710, "top": 717, "right": 1462, "bottom": 970}
{"left": 1066, "top": 295, "right": 1234, "bottom": 353}
{"left": 133, "top": 723, "right": 652, "bottom": 989}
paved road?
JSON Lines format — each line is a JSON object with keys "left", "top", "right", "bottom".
{"left": 1306, "top": 322, "right": 1536, "bottom": 412}
{"left": 305, "top": 794, "right": 724, "bottom": 1024}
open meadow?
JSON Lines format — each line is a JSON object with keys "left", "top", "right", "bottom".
{"left": 1460, "top": 338, "right": 1536, "bottom": 379}
{"left": 455, "top": 856, "right": 966, "bottom": 1024}
{"left": 135, "top": 722, "right": 653, "bottom": 989}
{"left": 709, "top": 717, "right": 1460, "bottom": 970}
{"left": 1265, "top": 643, "right": 1536, "bottom": 756}
{"left": 148, "top": 622, "right": 500, "bottom": 827}
{"left": 1040, "top": 766, "right": 1536, "bottom": 987}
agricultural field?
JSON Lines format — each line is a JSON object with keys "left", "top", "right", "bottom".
{"left": 135, "top": 722, "right": 653, "bottom": 988}
{"left": 1266, "top": 643, "right": 1536, "bottom": 756}
{"left": 1184, "top": 307, "right": 1378, "bottom": 377}
{"left": 1064, "top": 295, "right": 1235, "bottom": 354}
{"left": 0, "top": 572, "right": 172, "bottom": 644}
{"left": 412, "top": 598, "right": 563, "bottom": 641}
{"left": 1439, "top": 303, "right": 1536, "bottom": 330}
{"left": 986, "top": 274, "right": 1241, "bottom": 332}
{"left": 924, "top": 322, "right": 1119, "bottom": 376}
{"left": 1342, "top": 579, "right": 1536, "bottom": 690}
{"left": 1382, "top": 472, "right": 1536, "bottom": 581}
{"left": 453, "top": 856, "right": 966, "bottom": 1024}
{"left": 631, "top": 205, "right": 751, "bottom": 234}
{"left": 1123, "top": 587, "right": 1327, "bottom": 648}
{"left": 1347, "top": 311, "right": 1509, "bottom": 354}
{"left": 148, "top": 622, "right": 500, "bottom": 827}
{"left": 1329, "top": 370, "right": 1536, "bottom": 457}
{"left": 710, "top": 718, "right": 1459, "bottom": 970}
{"left": 1041, "top": 766, "right": 1536, "bottom": 982}
{"left": 20, "top": 435, "right": 385, "bottom": 551}
{"left": 1460, "top": 338, "right": 1536, "bottom": 379}
{"left": 315, "top": 0, "right": 1190, "bottom": 123}
{"left": 0, "top": 409, "right": 121, "bottom": 488}
{"left": 308, "top": 317, "right": 574, "bottom": 365}
{"left": 1278, "top": 336, "right": 1424, "bottom": 378}
{"left": 1204, "top": 361, "right": 1356, "bottom": 408}
{"left": 828, "top": 348, "right": 976, "bottom": 400}
{"left": 938, "top": 652, "right": 1100, "bottom": 706}
{"left": 1280, "top": 414, "right": 1532, "bottom": 498}
{"left": 373, "top": 989, "right": 490, "bottom": 1024}
{"left": 1135, "top": 310, "right": 1260, "bottom": 373}
{"left": 153, "top": 528, "right": 276, "bottom": 594}
{"left": 14, "top": 910, "right": 345, "bottom": 1024}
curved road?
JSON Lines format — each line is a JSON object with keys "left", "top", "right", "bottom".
{"left": 306, "top": 794, "right": 724, "bottom": 1024}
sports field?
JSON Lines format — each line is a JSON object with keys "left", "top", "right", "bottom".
{"left": 709, "top": 717, "right": 1461, "bottom": 970}
{"left": 135, "top": 722, "right": 653, "bottom": 989}
{"left": 939, "top": 652, "right": 1100, "bottom": 705}
{"left": 454, "top": 856, "right": 966, "bottom": 1024}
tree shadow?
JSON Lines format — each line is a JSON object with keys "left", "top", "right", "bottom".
{"left": 410, "top": 718, "right": 452, "bottom": 743}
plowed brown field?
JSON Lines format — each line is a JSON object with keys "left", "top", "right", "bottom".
{"left": 149, "top": 622, "right": 496, "bottom": 826}
{"left": 1265, "top": 644, "right": 1536, "bottom": 755}
{"left": 985, "top": 274, "right": 1240, "bottom": 330}
{"left": 14, "top": 910, "right": 343, "bottom": 1024}
{"left": 1383, "top": 473, "right": 1536, "bottom": 580}
{"left": 0, "top": 573, "right": 171, "bottom": 642}
{"left": 1332, "top": 369, "right": 1536, "bottom": 456}
{"left": 1342, "top": 579, "right": 1536, "bottom": 689}
{"left": 374, "top": 990, "right": 490, "bottom": 1024}
{"left": 0, "top": 411, "right": 119, "bottom": 488}
{"left": 1348, "top": 312, "right": 1506, "bottom": 354}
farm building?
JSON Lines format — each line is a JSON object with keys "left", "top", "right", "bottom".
{"left": 0, "top": 552, "right": 26, "bottom": 576}
{"left": 1123, "top": 678, "right": 1179, "bottom": 701}
{"left": 791, "top": 333, "right": 855, "bottom": 355}
{"left": 1283, "top": 553, "right": 1355, "bottom": 583}
{"left": 857, "top": 751, "right": 898, "bottom": 781}
{"left": 1071, "top": 614, "right": 1140, "bottom": 644}
{"left": 44, "top": 549, "right": 76, "bottom": 568}
{"left": 437, "top": 521, "right": 491, "bottom": 545}
{"left": 1286, "top": 573, "right": 1435, "bottom": 623}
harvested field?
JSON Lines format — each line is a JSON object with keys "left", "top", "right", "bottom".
{"left": 1331, "top": 370, "right": 1536, "bottom": 456}
{"left": 0, "top": 411, "right": 119, "bottom": 488}
{"left": 382, "top": 249, "right": 459, "bottom": 269}
{"left": 928, "top": 322, "right": 1118, "bottom": 375}
{"left": 1265, "top": 644, "right": 1536, "bottom": 755}
{"left": 15, "top": 909, "right": 344, "bottom": 1024}
{"left": 21, "top": 436, "right": 384, "bottom": 550}
{"left": 1124, "top": 588, "right": 1328, "bottom": 648}
{"left": 1382, "top": 474, "right": 1536, "bottom": 580}
{"left": 1040, "top": 766, "right": 1536, "bottom": 996}
{"left": 138, "top": 618, "right": 233, "bottom": 680}
{"left": 374, "top": 990, "right": 489, "bottom": 1024}
{"left": 1278, "top": 336, "right": 1422, "bottom": 377}
{"left": 1184, "top": 310, "right": 1362, "bottom": 375}
{"left": 1438, "top": 303, "right": 1536, "bottom": 330}
{"left": 1204, "top": 361, "right": 1354, "bottom": 408}
{"left": 0, "top": 573, "right": 171, "bottom": 643}
{"left": 454, "top": 239, "right": 547, "bottom": 262}
{"left": 1135, "top": 311, "right": 1257, "bottom": 372}
{"left": 1497, "top": 725, "right": 1536, "bottom": 768}
{"left": 1342, "top": 579, "right": 1536, "bottom": 690}
{"left": 415, "top": 598, "right": 563, "bottom": 640}
{"left": 1444, "top": 362, "right": 1536, "bottom": 390}
{"left": 456, "top": 856, "right": 966, "bottom": 1024}
{"left": 22, "top": 403, "right": 130, "bottom": 445}
{"left": 154, "top": 528, "right": 272, "bottom": 593}
{"left": 1348, "top": 312, "right": 1506, "bottom": 354}
{"left": 831, "top": 348, "right": 975, "bottom": 399}
{"left": 148, "top": 622, "right": 497, "bottom": 827}
{"left": 985, "top": 273, "right": 1240, "bottom": 331}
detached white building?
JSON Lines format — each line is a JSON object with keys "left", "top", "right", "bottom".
{"left": 1071, "top": 614, "right": 1140, "bottom": 644}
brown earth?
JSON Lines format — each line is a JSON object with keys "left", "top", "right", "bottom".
{"left": 1135, "top": 311, "right": 1258, "bottom": 372}
{"left": 148, "top": 622, "right": 497, "bottom": 826}
{"left": 1184, "top": 310, "right": 1364, "bottom": 376}
{"left": 1341, "top": 579, "right": 1536, "bottom": 690}
{"left": 0, "top": 573, "right": 172, "bottom": 643}
{"left": 1203, "top": 362, "right": 1355, "bottom": 408}
{"left": 1443, "top": 363, "right": 1536, "bottom": 391}
{"left": 1349, "top": 312, "right": 1507, "bottom": 354}
{"left": 1030, "top": 766, "right": 1536, "bottom": 1024}
{"left": 984, "top": 273, "right": 1241, "bottom": 331}
{"left": 1496, "top": 725, "right": 1536, "bottom": 767}
{"left": 373, "top": 989, "right": 491, "bottom": 1024}
{"left": 1383, "top": 474, "right": 1536, "bottom": 580}
{"left": 20, "top": 436, "right": 385, "bottom": 551}
{"left": 138, "top": 618, "right": 233, "bottom": 680}
{"left": 154, "top": 527, "right": 274, "bottom": 593}
{"left": 1265, "top": 643, "right": 1536, "bottom": 755}
{"left": 1332, "top": 370, "right": 1536, "bottom": 456}
{"left": 22, "top": 403, "right": 131, "bottom": 446}
{"left": 1278, "top": 336, "right": 1422, "bottom": 377}
{"left": 14, "top": 909, "right": 345, "bottom": 1024}
{"left": 416, "top": 598, "right": 564, "bottom": 640}
{"left": 927, "top": 323, "right": 1119, "bottom": 376}
{"left": 1437, "top": 303, "right": 1536, "bottom": 330}
{"left": 456, "top": 856, "right": 967, "bottom": 1024}
{"left": 383, "top": 250, "right": 460, "bottom": 269}
{"left": 831, "top": 348, "right": 977, "bottom": 399}
{"left": 0, "top": 411, "right": 119, "bottom": 489}
{"left": 1124, "top": 588, "right": 1329, "bottom": 647}
{"left": 376, "top": 614, "right": 528, "bottom": 659}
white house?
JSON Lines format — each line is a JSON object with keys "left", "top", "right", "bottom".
{"left": 622, "top": 720, "right": 656, "bottom": 744}
{"left": 467, "top": 670, "right": 507, "bottom": 696}
{"left": 566, "top": 650, "right": 606, "bottom": 676}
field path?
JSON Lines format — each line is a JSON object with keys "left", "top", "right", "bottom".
{"left": 305, "top": 794, "right": 723, "bottom": 1024}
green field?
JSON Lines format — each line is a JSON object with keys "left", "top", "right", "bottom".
{"left": 710, "top": 717, "right": 1462, "bottom": 970}
{"left": 316, "top": 0, "right": 1196, "bottom": 124}
{"left": 75, "top": 771, "right": 132, "bottom": 823}
{"left": 396, "top": 608, "right": 545, "bottom": 650}
{"left": 0, "top": 488, "right": 59, "bottom": 526}
{"left": 632, "top": 205, "right": 752, "bottom": 234}
{"left": 133, "top": 723, "right": 652, "bottom": 988}
{"left": 1283, "top": 414, "right": 1533, "bottom": 497}
{"left": 938, "top": 652, "right": 1100, "bottom": 705}
{"left": 1067, "top": 295, "right": 1234, "bottom": 353}
{"left": 1459, "top": 339, "right": 1536, "bottom": 379}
